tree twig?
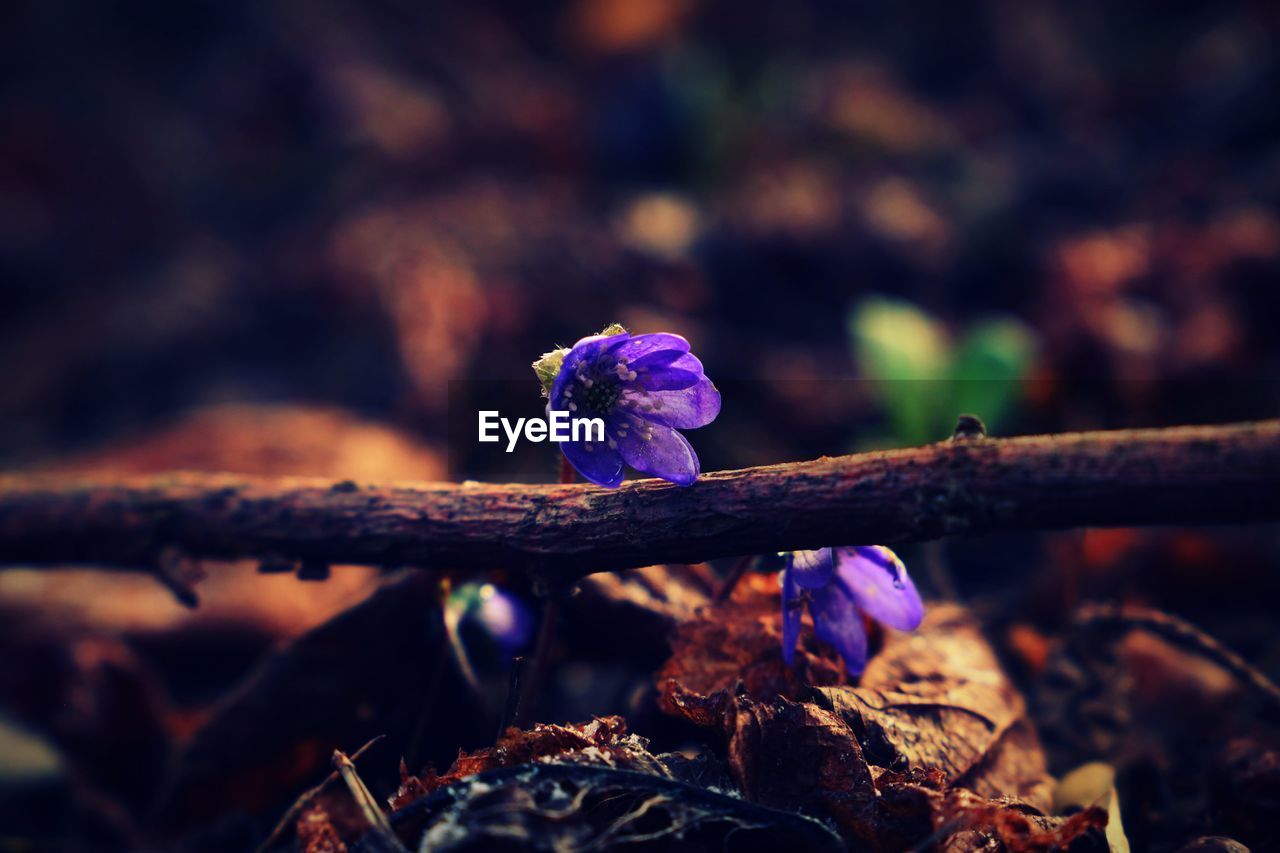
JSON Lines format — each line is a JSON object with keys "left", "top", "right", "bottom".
{"left": 1, "top": 420, "right": 1278, "bottom": 579}
{"left": 256, "top": 734, "right": 385, "bottom": 853}
{"left": 333, "top": 748, "right": 407, "bottom": 852}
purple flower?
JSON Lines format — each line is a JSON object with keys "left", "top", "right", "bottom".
{"left": 447, "top": 582, "right": 534, "bottom": 651}
{"left": 781, "top": 545, "right": 924, "bottom": 676}
{"left": 537, "top": 327, "right": 720, "bottom": 487}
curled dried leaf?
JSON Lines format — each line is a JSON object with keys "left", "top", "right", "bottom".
{"left": 721, "top": 692, "right": 879, "bottom": 844}
{"left": 662, "top": 593, "right": 1053, "bottom": 809}
{"left": 657, "top": 573, "right": 847, "bottom": 703}
{"left": 877, "top": 771, "right": 1108, "bottom": 853}
{"left": 815, "top": 604, "right": 1053, "bottom": 810}
{"left": 390, "top": 716, "right": 668, "bottom": 811}
{"left": 295, "top": 801, "right": 350, "bottom": 853}
{"left": 388, "top": 763, "right": 844, "bottom": 852}
{"left": 659, "top": 589, "right": 1061, "bottom": 845}
{"left": 567, "top": 563, "right": 718, "bottom": 655}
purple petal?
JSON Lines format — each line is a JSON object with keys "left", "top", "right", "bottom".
{"left": 788, "top": 548, "right": 835, "bottom": 589}
{"left": 620, "top": 376, "right": 721, "bottom": 429}
{"left": 550, "top": 332, "right": 627, "bottom": 403}
{"left": 475, "top": 584, "right": 534, "bottom": 649}
{"left": 609, "top": 411, "right": 699, "bottom": 486}
{"left": 629, "top": 351, "right": 704, "bottom": 391}
{"left": 810, "top": 581, "right": 870, "bottom": 676}
{"left": 780, "top": 569, "right": 803, "bottom": 665}
{"left": 566, "top": 332, "right": 627, "bottom": 372}
{"left": 631, "top": 349, "right": 703, "bottom": 373}
{"left": 628, "top": 348, "right": 689, "bottom": 371}
{"left": 631, "top": 365, "right": 701, "bottom": 391}
{"left": 607, "top": 332, "right": 690, "bottom": 362}
{"left": 664, "top": 351, "right": 704, "bottom": 375}
{"left": 560, "top": 438, "right": 625, "bottom": 488}
{"left": 835, "top": 545, "right": 923, "bottom": 632}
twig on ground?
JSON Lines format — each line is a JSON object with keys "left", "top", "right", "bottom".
{"left": 256, "top": 734, "right": 385, "bottom": 853}
{"left": 1, "top": 420, "right": 1278, "bottom": 579}
{"left": 333, "top": 748, "right": 407, "bottom": 852}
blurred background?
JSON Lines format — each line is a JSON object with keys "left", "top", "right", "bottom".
{"left": 2, "top": 0, "right": 1280, "bottom": 849}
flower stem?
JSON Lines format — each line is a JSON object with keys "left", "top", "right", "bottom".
{"left": 496, "top": 654, "right": 525, "bottom": 738}
{"left": 508, "top": 457, "right": 574, "bottom": 730}
{"left": 512, "top": 595, "right": 559, "bottom": 729}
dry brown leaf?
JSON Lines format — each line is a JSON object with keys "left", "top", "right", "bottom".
{"left": 296, "top": 803, "right": 348, "bottom": 853}
{"left": 876, "top": 770, "right": 1107, "bottom": 852}
{"left": 388, "top": 762, "right": 845, "bottom": 851}
{"left": 661, "top": 582, "right": 1053, "bottom": 810}
{"left": 723, "top": 692, "right": 879, "bottom": 844}
{"left": 390, "top": 716, "right": 669, "bottom": 811}
{"left": 658, "top": 582, "right": 1065, "bottom": 845}
{"left": 571, "top": 562, "right": 717, "bottom": 639}
{"left": 816, "top": 603, "right": 1054, "bottom": 810}
{"left": 657, "top": 572, "right": 847, "bottom": 703}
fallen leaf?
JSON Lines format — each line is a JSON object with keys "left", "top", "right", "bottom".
{"left": 391, "top": 716, "right": 669, "bottom": 810}
{"left": 659, "top": 583, "right": 1061, "bottom": 845}
{"left": 151, "top": 573, "right": 477, "bottom": 839}
{"left": 877, "top": 770, "right": 1107, "bottom": 852}
{"left": 816, "top": 604, "right": 1054, "bottom": 810}
{"left": 296, "top": 803, "right": 348, "bottom": 853}
{"left": 569, "top": 562, "right": 717, "bottom": 643}
{"left": 722, "top": 692, "right": 879, "bottom": 842}
{"left": 656, "top": 572, "right": 847, "bottom": 703}
{"left": 1055, "top": 762, "right": 1130, "bottom": 852}
{"left": 388, "top": 763, "right": 845, "bottom": 852}
{"left": 662, "top": 589, "right": 1053, "bottom": 808}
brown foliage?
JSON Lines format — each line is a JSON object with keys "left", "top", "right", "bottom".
{"left": 296, "top": 804, "right": 348, "bottom": 853}
{"left": 815, "top": 604, "right": 1054, "bottom": 808}
{"left": 390, "top": 716, "right": 669, "bottom": 811}
{"left": 659, "top": 581, "right": 1099, "bottom": 849}
{"left": 657, "top": 572, "right": 848, "bottom": 702}
{"left": 876, "top": 770, "right": 1107, "bottom": 853}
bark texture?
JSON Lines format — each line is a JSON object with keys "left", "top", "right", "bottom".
{"left": 0, "top": 420, "right": 1278, "bottom": 578}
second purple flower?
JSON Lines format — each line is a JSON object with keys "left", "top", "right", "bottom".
{"left": 781, "top": 545, "right": 924, "bottom": 676}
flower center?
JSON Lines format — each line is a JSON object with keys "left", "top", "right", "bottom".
{"left": 576, "top": 377, "right": 622, "bottom": 415}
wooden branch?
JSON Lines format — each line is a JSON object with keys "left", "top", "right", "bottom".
{"left": 1, "top": 420, "right": 1278, "bottom": 580}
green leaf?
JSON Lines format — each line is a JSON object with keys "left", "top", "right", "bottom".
{"left": 849, "top": 298, "right": 951, "bottom": 445}
{"left": 950, "top": 319, "right": 1036, "bottom": 432}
